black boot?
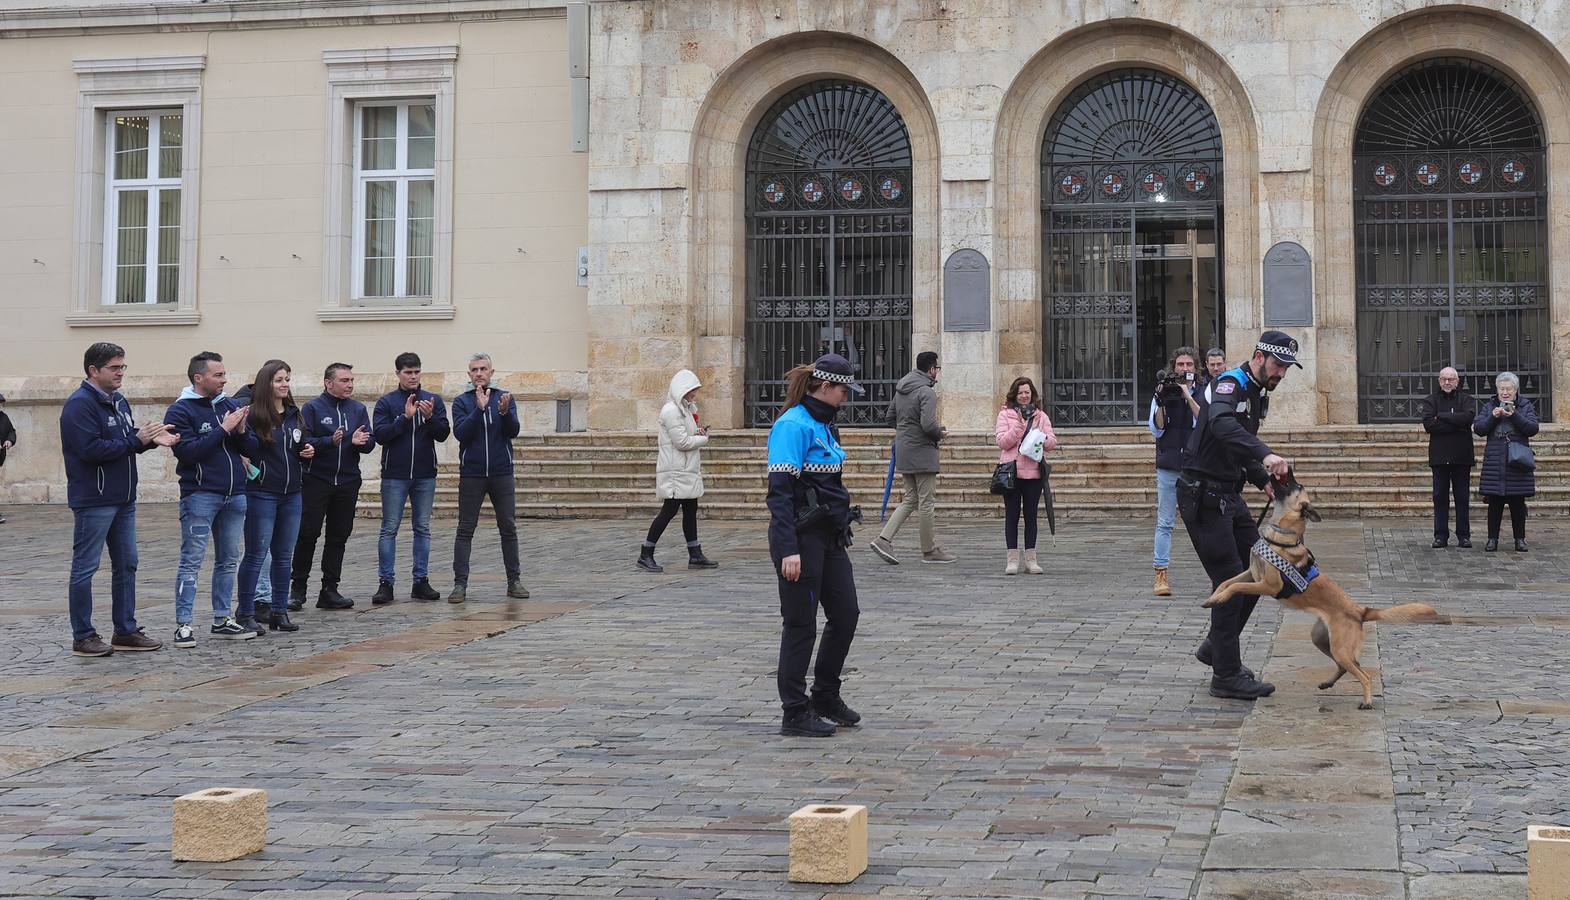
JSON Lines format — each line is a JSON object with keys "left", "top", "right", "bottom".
{"left": 812, "top": 694, "right": 861, "bottom": 726}
{"left": 780, "top": 707, "right": 836, "bottom": 737}
{"left": 1209, "top": 672, "right": 1276, "bottom": 701}
{"left": 636, "top": 544, "right": 663, "bottom": 573}
{"left": 269, "top": 610, "right": 300, "bottom": 632}
{"left": 1194, "top": 639, "right": 1254, "bottom": 681}
{"left": 316, "top": 587, "right": 354, "bottom": 610}
{"left": 1485, "top": 538, "right": 1499, "bottom": 552}
{"left": 411, "top": 579, "right": 441, "bottom": 602}
{"left": 372, "top": 581, "right": 394, "bottom": 605}
{"left": 237, "top": 611, "right": 267, "bottom": 637}
{"left": 1515, "top": 539, "right": 1529, "bottom": 552}
{"left": 254, "top": 600, "right": 272, "bottom": 624}
{"left": 687, "top": 543, "right": 719, "bottom": 570}
{"left": 288, "top": 581, "right": 307, "bottom": 611}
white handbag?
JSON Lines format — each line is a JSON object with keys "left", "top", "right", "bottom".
{"left": 1020, "top": 416, "right": 1049, "bottom": 462}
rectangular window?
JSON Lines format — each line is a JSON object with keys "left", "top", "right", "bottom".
{"left": 354, "top": 100, "right": 436, "bottom": 299}
{"left": 103, "top": 111, "right": 183, "bottom": 305}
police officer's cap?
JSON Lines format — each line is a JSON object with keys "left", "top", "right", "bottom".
{"left": 812, "top": 353, "right": 866, "bottom": 395}
{"left": 1255, "top": 330, "right": 1303, "bottom": 369}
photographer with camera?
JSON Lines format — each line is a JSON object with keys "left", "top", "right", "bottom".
{"left": 766, "top": 353, "right": 865, "bottom": 738}
{"left": 1148, "top": 347, "right": 1202, "bottom": 597}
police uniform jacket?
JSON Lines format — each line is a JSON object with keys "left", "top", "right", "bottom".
{"left": 766, "top": 395, "right": 852, "bottom": 559}
{"left": 1182, "top": 364, "right": 1273, "bottom": 491}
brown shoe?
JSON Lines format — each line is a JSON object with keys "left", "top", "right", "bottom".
{"left": 1153, "top": 567, "right": 1173, "bottom": 597}
{"left": 110, "top": 628, "right": 163, "bottom": 652}
{"left": 72, "top": 633, "right": 114, "bottom": 657}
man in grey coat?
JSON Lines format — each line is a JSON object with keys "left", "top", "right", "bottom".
{"left": 869, "top": 352, "right": 954, "bottom": 564}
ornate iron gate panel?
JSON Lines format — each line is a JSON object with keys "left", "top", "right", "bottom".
{"left": 1354, "top": 59, "right": 1551, "bottom": 421}
{"left": 745, "top": 81, "right": 913, "bottom": 427}
{"left": 1042, "top": 69, "right": 1223, "bottom": 425}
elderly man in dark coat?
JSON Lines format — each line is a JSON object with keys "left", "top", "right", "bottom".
{"left": 868, "top": 351, "right": 953, "bottom": 565}
{"left": 1420, "top": 366, "right": 1476, "bottom": 548}
{"left": 1473, "top": 371, "right": 1539, "bottom": 553}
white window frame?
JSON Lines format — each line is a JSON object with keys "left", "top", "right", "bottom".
{"left": 70, "top": 56, "right": 204, "bottom": 326}
{"left": 322, "top": 45, "right": 457, "bottom": 322}
{"left": 102, "top": 109, "right": 184, "bottom": 306}
{"left": 352, "top": 100, "right": 437, "bottom": 301}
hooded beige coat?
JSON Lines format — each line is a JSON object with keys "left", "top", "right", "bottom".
{"left": 656, "top": 369, "right": 707, "bottom": 499}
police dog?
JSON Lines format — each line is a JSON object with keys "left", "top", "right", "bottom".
{"left": 1201, "top": 477, "right": 1442, "bottom": 709}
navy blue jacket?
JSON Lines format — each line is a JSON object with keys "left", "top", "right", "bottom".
{"left": 60, "top": 380, "right": 158, "bottom": 509}
{"left": 372, "top": 387, "right": 450, "bottom": 480}
{"left": 164, "top": 386, "right": 249, "bottom": 497}
{"left": 451, "top": 387, "right": 520, "bottom": 477}
{"left": 1474, "top": 395, "right": 1539, "bottom": 498}
{"left": 1183, "top": 364, "right": 1272, "bottom": 491}
{"left": 301, "top": 392, "right": 375, "bottom": 486}
{"left": 239, "top": 403, "right": 310, "bottom": 495}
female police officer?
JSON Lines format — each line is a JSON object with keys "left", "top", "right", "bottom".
{"left": 767, "top": 353, "right": 864, "bottom": 737}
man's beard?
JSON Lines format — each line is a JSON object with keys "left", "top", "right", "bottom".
{"left": 1264, "top": 375, "right": 1283, "bottom": 391}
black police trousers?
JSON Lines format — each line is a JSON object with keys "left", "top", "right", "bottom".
{"left": 292, "top": 477, "right": 360, "bottom": 592}
{"left": 776, "top": 527, "right": 860, "bottom": 714}
{"left": 1181, "top": 489, "right": 1261, "bottom": 679}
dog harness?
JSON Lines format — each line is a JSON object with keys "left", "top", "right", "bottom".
{"left": 1252, "top": 539, "right": 1319, "bottom": 599}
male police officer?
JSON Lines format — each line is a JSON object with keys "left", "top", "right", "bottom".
{"left": 1178, "top": 330, "right": 1298, "bottom": 700}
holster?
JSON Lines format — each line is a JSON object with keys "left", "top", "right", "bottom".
{"left": 1177, "top": 474, "right": 1228, "bottom": 521}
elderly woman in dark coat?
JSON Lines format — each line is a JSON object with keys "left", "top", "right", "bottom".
{"left": 1473, "top": 371, "right": 1539, "bottom": 552}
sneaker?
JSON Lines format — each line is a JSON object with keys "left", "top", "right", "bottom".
{"left": 921, "top": 546, "right": 958, "bottom": 564}
{"left": 71, "top": 633, "right": 114, "bottom": 657}
{"left": 110, "top": 628, "right": 163, "bottom": 652}
{"left": 236, "top": 616, "right": 267, "bottom": 638}
{"left": 411, "top": 579, "right": 441, "bottom": 602}
{"left": 372, "top": 581, "right": 394, "bottom": 605}
{"left": 288, "top": 581, "right": 307, "bottom": 611}
{"left": 210, "top": 618, "right": 258, "bottom": 640}
{"left": 316, "top": 588, "right": 353, "bottom": 610}
{"left": 507, "top": 581, "right": 530, "bottom": 599}
{"left": 1209, "top": 673, "right": 1277, "bottom": 701}
{"left": 448, "top": 583, "right": 467, "bottom": 604}
{"left": 780, "top": 708, "right": 836, "bottom": 737}
{"left": 868, "top": 536, "right": 899, "bottom": 565}
{"left": 1194, "top": 640, "right": 1254, "bottom": 681}
{"left": 173, "top": 624, "right": 197, "bottom": 649}
{"left": 812, "top": 694, "right": 861, "bottom": 727}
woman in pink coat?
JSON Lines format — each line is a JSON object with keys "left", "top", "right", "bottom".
{"left": 994, "top": 377, "right": 1058, "bottom": 575}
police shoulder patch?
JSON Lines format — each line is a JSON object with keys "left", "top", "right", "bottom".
{"left": 1215, "top": 380, "right": 1237, "bottom": 395}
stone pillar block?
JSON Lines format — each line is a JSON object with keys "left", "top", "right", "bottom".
{"left": 788, "top": 803, "right": 867, "bottom": 884}
{"left": 172, "top": 787, "right": 267, "bottom": 862}
{"left": 1529, "top": 824, "right": 1570, "bottom": 900}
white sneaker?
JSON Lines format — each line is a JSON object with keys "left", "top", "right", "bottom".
{"left": 173, "top": 623, "right": 196, "bottom": 649}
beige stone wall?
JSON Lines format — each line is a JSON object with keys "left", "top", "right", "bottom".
{"left": 0, "top": 13, "right": 588, "bottom": 502}
{"left": 586, "top": 0, "right": 1570, "bottom": 431}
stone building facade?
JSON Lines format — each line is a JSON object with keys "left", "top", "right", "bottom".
{"left": 1, "top": 0, "right": 1567, "bottom": 502}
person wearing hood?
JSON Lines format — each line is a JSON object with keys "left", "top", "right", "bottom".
{"left": 162, "top": 352, "right": 257, "bottom": 648}
{"left": 448, "top": 353, "right": 527, "bottom": 603}
{"left": 236, "top": 360, "right": 323, "bottom": 635}
{"left": 867, "top": 351, "right": 954, "bottom": 565}
{"left": 637, "top": 368, "right": 718, "bottom": 573}
{"left": 371, "top": 351, "right": 450, "bottom": 604}
{"left": 766, "top": 354, "right": 864, "bottom": 739}
{"left": 290, "top": 362, "right": 374, "bottom": 611}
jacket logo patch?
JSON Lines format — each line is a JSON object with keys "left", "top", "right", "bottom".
{"left": 199, "top": 422, "right": 213, "bottom": 433}
{"left": 321, "top": 417, "right": 334, "bottom": 426}
{"left": 292, "top": 428, "right": 303, "bottom": 443}
{"left": 1215, "top": 381, "right": 1236, "bottom": 395}
{"left": 107, "top": 416, "right": 119, "bottom": 427}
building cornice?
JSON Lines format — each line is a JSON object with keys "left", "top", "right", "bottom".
{"left": 1, "top": 0, "right": 567, "bottom": 38}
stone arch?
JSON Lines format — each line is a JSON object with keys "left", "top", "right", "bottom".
{"left": 688, "top": 32, "right": 941, "bottom": 428}
{"left": 993, "top": 21, "right": 1261, "bottom": 400}
{"left": 1313, "top": 8, "right": 1570, "bottom": 423}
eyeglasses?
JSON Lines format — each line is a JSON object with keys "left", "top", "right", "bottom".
{"left": 102, "top": 364, "right": 129, "bottom": 373}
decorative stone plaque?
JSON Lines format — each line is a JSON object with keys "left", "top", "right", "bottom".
{"left": 942, "top": 249, "right": 990, "bottom": 332}
{"left": 1263, "top": 241, "right": 1312, "bottom": 327}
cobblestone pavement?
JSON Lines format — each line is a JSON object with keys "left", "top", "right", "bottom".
{"left": 0, "top": 504, "right": 1562, "bottom": 898}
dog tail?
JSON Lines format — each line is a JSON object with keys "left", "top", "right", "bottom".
{"left": 1362, "top": 602, "right": 1445, "bottom": 624}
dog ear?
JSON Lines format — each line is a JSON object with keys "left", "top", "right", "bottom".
{"left": 1301, "top": 503, "right": 1322, "bottom": 523}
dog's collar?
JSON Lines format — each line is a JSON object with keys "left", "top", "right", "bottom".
{"left": 1261, "top": 523, "right": 1304, "bottom": 548}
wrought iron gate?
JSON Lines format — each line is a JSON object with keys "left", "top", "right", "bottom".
{"left": 1042, "top": 69, "right": 1224, "bottom": 425}
{"left": 745, "top": 80, "right": 913, "bottom": 427}
{"left": 1354, "top": 59, "right": 1552, "bottom": 421}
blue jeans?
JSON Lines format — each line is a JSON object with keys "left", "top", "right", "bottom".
{"left": 379, "top": 477, "right": 435, "bottom": 583}
{"left": 1154, "top": 467, "right": 1179, "bottom": 568}
{"left": 175, "top": 491, "right": 248, "bottom": 626}
{"left": 239, "top": 491, "right": 302, "bottom": 618}
{"left": 68, "top": 503, "right": 139, "bottom": 641}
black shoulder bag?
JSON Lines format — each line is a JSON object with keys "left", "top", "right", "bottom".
{"left": 990, "top": 408, "right": 1035, "bottom": 495}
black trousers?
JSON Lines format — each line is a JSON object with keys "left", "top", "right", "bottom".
{"left": 646, "top": 498, "right": 698, "bottom": 545}
{"left": 1485, "top": 496, "right": 1528, "bottom": 541}
{"left": 1181, "top": 490, "right": 1260, "bottom": 679}
{"left": 776, "top": 528, "right": 860, "bottom": 714}
{"left": 1002, "top": 477, "right": 1044, "bottom": 550}
{"left": 453, "top": 475, "right": 520, "bottom": 583}
{"left": 1431, "top": 464, "right": 1472, "bottom": 540}
{"left": 291, "top": 476, "right": 360, "bottom": 591}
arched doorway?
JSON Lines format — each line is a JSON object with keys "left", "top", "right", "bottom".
{"left": 1353, "top": 58, "right": 1551, "bottom": 421}
{"left": 1042, "top": 68, "right": 1224, "bottom": 425}
{"left": 744, "top": 79, "right": 913, "bottom": 426}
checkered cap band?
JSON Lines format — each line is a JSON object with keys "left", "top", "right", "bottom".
{"left": 812, "top": 368, "right": 856, "bottom": 385}
{"left": 1256, "top": 341, "right": 1296, "bottom": 358}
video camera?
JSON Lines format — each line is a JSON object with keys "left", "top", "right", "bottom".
{"left": 1156, "top": 368, "right": 1196, "bottom": 399}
